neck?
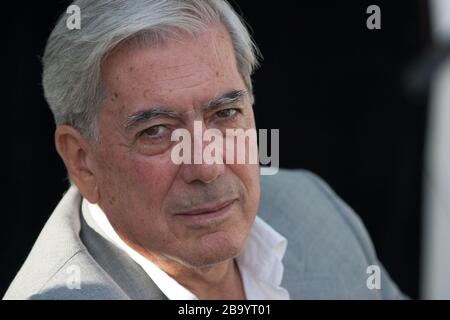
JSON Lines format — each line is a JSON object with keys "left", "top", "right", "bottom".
{"left": 158, "top": 257, "right": 246, "bottom": 300}
{"left": 131, "top": 245, "right": 245, "bottom": 300}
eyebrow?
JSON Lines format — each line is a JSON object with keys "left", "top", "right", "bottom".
{"left": 126, "top": 108, "right": 181, "bottom": 130}
{"left": 125, "top": 89, "right": 247, "bottom": 130}
{"left": 202, "top": 89, "right": 247, "bottom": 112}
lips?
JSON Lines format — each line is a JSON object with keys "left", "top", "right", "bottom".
{"left": 175, "top": 199, "right": 236, "bottom": 216}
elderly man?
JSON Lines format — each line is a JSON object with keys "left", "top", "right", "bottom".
{"left": 4, "top": 0, "right": 404, "bottom": 300}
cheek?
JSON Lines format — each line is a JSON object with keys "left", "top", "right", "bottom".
{"left": 96, "top": 146, "right": 178, "bottom": 210}
{"left": 230, "top": 162, "right": 260, "bottom": 211}
{"left": 132, "top": 155, "right": 177, "bottom": 195}
{"left": 113, "top": 150, "right": 178, "bottom": 208}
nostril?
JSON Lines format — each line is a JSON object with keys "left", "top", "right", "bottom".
{"left": 179, "top": 162, "right": 225, "bottom": 185}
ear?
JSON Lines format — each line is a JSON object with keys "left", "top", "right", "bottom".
{"left": 55, "top": 125, "right": 99, "bottom": 203}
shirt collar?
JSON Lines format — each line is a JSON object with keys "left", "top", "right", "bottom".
{"left": 237, "top": 215, "right": 288, "bottom": 285}
{"left": 236, "top": 214, "right": 290, "bottom": 299}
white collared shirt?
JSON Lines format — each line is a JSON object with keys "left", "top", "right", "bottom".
{"left": 82, "top": 199, "right": 290, "bottom": 300}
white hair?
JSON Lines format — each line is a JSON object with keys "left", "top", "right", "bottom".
{"left": 42, "top": 0, "right": 260, "bottom": 139}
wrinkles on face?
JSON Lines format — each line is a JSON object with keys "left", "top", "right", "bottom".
{"left": 92, "top": 23, "right": 260, "bottom": 270}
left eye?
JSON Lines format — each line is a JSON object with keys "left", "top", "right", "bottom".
{"left": 216, "top": 108, "right": 239, "bottom": 119}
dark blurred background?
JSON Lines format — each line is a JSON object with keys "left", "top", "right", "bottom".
{"left": 0, "top": 0, "right": 432, "bottom": 299}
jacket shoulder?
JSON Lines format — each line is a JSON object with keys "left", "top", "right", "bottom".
{"left": 3, "top": 186, "right": 127, "bottom": 300}
{"left": 259, "top": 169, "right": 375, "bottom": 261}
{"left": 259, "top": 169, "right": 405, "bottom": 299}
{"left": 4, "top": 248, "right": 127, "bottom": 300}
{"left": 30, "top": 250, "right": 127, "bottom": 300}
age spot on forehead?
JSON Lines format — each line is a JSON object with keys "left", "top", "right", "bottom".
{"left": 111, "top": 92, "right": 119, "bottom": 102}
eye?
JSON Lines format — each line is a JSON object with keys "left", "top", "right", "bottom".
{"left": 140, "top": 125, "right": 168, "bottom": 139}
{"left": 215, "top": 108, "right": 239, "bottom": 119}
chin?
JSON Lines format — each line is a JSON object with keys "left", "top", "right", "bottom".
{"left": 179, "top": 230, "right": 246, "bottom": 268}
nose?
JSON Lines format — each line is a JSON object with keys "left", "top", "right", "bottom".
{"left": 178, "top": 121, "right": 225, "bottom": 184}
{"left": 180, "top": 161, "right": 225, "bottom": 184}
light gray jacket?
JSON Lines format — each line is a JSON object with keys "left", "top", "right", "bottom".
{"left": 3, "top": 169, "right": 405, "bottom": 299}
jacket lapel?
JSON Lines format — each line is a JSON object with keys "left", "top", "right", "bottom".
{"left": 79, "top": 211, "right": 168, "bottom": 300}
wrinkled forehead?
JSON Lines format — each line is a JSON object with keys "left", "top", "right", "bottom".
{"left": 100, "top": 23, "right": 244, "bottom": 116}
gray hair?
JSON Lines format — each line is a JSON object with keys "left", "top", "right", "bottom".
{"left": 42, "top": 0, "right": 261, "bottom": 139}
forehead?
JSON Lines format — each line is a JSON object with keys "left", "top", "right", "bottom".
{"left": 101, "top": 24, "right": 244, "bottom": 115}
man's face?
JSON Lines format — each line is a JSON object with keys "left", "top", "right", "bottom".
{"left": 90, "top": 24, "right": 260, "bottom": 268}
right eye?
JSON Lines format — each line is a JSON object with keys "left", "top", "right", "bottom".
{"left": 140, "top": 125, "right": 168, "bottom": 139}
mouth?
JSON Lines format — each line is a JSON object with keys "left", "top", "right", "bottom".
{"left": 174, "top": 199, "right": 237, "bottom": 225}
